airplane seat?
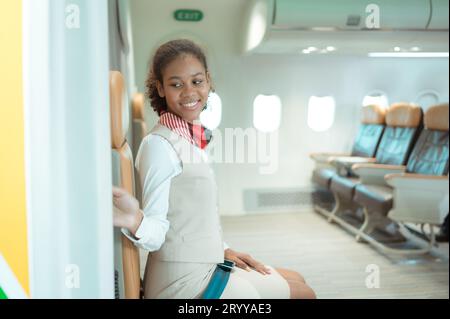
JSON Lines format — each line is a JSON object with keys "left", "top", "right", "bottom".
{"left": 405, "top": 103, "right": 448, "bottom": 175}
{"left": 131, "top": 93, "right": 148, "bottom": 206}
{"left": 311, "top": 104, "right": 386, "bottom": 189}
{"left": 373, "top": 102, "right": 423, "bottom": 164}
{"left": 131, "top": 93, "right": 148, "bottom": 160}
{"left": 354, "top": 103, "right": 448, "bottom": 226}
{"left": 351, "top": 104, "right": 387, "bottom": 157}
{"left": 110, "top": 71, "right": 141, "bottom": 299}
{"left": 329, "top": 103, "right": 422, "bottom": 202}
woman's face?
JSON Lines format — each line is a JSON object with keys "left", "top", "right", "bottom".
{"left": 157, "top": 54, "right": 210, "bottom": 123}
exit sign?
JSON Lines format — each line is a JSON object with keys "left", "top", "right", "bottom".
{"left": 174, "top": 9, "right": 203, "bottom": 22}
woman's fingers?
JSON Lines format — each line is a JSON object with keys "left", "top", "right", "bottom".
{"left": 241, "top": 255, "right": 271, "bottom": 275}
{"left": 112, "top": 186, "right": 127, "bottom": 197}
{"left": 224, "top": 250, "right": 272, "bottom": 275}
{"left": 113, "top": 206, "right": 127, "bottom": 228}
{"left": 112, "top": 186, "right": 139, "bottom": 218}
{"left": 255, "top": 264, "right": 272, "bottom": 275}
{"left": 232, "top": 258, "right": 250, "bottom": 271}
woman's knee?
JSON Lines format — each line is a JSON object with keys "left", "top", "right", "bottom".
{"left": 287, "top": 281, "right": 316, "bottom": 299}
{"left": 275, "top": 267, "right": 306, "bottom": 283}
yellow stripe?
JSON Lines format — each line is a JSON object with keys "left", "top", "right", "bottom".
{"left": 0, "top": 0, "right": 29, "bottom": 295}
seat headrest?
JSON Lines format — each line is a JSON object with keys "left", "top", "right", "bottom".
{"left": 110, "top": 71, "right": 129, "bottom": 149}
{"left": 385, "top": 102, "right": 422, "bottom": 127}
{"left": 361, "top": 104, "right": 386, "bottom": 124}
{"left": 132, "top": 93, "right": 145, "bottom": 120}
{"left": 424, "top": 103, "right": 449, "bottom": 131}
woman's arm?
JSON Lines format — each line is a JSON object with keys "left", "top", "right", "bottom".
{"left": 224, "top": 248, "right": 272, "bottom": 275}
{"left": 114, "top": 134, "right": 182, "bottom": 251}
{"left": 113, "top": 187, "right": 143, "bottom": 235}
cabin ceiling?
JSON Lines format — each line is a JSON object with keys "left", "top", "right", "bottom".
{"left": 253, "top": 30, "right": 449, "bottom": 55}
{"left": 243, "top": 0, "right": 449, "bottom": 55}
{"left": 129, "top": 0, "right": 449, "bottom": 57}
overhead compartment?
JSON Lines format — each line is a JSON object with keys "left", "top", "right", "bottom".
{"left": 242, "top": 0, "right": 449, "bottom": 55}
{"left": 428, "top": 0, "right": 450, "bottom": 29}
{"left": 274, "top": 0, "right": 430, "bottom": 30}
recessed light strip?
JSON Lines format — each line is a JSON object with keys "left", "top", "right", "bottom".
{"left": 301, "top": 46, "right": 337, "bottom": 54}
{"left": 368, "top": 52, "right": 449, "bottom": 58}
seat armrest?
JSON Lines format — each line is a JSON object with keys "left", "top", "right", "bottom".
{"left": 309, "top": 152, "right": 350, "bottom": 164}
{"left": 385, "top": 173, "right": 449, "bottom": 187}
{"left": 329, "top": 156, "right": 376, "bottom": 175}
{"left": 384, "top": 173, "right": 449, "bottom": 225}
{"left": 352, "top": 164, "right": 406, "bottom": 185}
{"left": 309, "top": 152, "right": 350, "bottom": 170}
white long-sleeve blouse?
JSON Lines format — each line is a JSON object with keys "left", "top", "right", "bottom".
{"left": 121, "top": 133, "right": 229, "bottom": 252}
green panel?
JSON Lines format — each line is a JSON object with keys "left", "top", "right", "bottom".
{"left": 0, "top": 286, "right": 7, "bottom": 299}
{"left": 174, "top": 9, "right": 203, "bottom": 22}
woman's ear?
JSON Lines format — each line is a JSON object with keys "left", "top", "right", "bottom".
{"left": 206, "top": 72, "right": 214, "bottom": 92}
{"left": 156, "top": 80, "right": 165, "bottom": 98}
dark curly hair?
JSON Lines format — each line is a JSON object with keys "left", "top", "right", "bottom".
{"left": 145, "top": 39, "right": 211, "bottom": 116}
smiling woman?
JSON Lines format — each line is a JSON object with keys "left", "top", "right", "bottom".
{"left": 146, "top": 39, "right": 211, "bottom": 122}
{"left": 156, "top": 54, "right": 210, "bottom": 123}
{"left": 113, "top": 39, "right": 316, "bottom": 300}
{"left": 1, "top": 0, "right": 447, "bottom": 302}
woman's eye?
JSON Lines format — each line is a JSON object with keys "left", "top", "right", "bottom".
{"left": 193, "top": 80, "right": 203, "bottom": 85}
{"left": 171, "top": 83, "right": 182, "bottom": 88}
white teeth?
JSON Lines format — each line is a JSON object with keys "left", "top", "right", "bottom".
{"left": 182, "top": 101, "right": 199, "bottom": 108}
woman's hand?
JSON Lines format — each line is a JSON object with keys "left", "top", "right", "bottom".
{"left": 224, "top": 248, "right": 271, "bottom": 275}
{"left": 112, "top": 186, "right": 143, "bottom": 236}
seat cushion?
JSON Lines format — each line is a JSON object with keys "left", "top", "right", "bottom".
{"left": 375, "top": 126, "right": 419, "bottom": 166}
{"left": 330, "top": 175, "right": 360, "bottom": 201}
{"left": 354, "top": 184, "right": 393, "bottom": 215}
{"left": 312, "top": 168, "right": 336, "bottom": 188}
{"left": 351, "top": 123, "right": 385, "bottom": 157}
{"left": 406, "top": 129, "right": 449, "bottom": 175}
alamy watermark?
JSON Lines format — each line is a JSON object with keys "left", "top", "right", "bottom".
{"left": 65, "top": 264, "right": 80, "bottom": 289}
{"left": 365, "top": 264, "right": 380, "bottom": 289}
{"left": 365, "top": 4, "right": 380, "bottom": 29}
{"left": 169, "top": 123, "right": 280, "bottom": 175}
{"left": 65, "top": 4, "right": 80, "bottom": 29}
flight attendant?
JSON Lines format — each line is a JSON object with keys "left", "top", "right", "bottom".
{"left": 113, "top": 39, "right": 316, "bottom": 299}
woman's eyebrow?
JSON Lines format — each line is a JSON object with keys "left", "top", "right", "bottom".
{"left": 167, "top": 72, "right": 204, "bottom": 81}
{"left": 191, "top": 72, "right": 204, "bottom": 77}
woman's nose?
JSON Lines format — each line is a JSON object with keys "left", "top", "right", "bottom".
{"left": 181, "top": 83, "right": 195, "bottom": 96}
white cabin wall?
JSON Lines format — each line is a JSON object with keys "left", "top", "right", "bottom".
{"left": 129, "top": 0, "right": 449, "bottom": 216}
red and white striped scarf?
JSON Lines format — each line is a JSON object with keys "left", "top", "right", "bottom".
{"left": 159, "top": 111, "right": 212, "bottom": 150}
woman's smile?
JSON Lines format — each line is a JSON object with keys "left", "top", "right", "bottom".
{"left": 157, "top": 54, "right": 211, "bottom": 122}
{"left": 180, "top": 99, "right": 201, "bottom": 110}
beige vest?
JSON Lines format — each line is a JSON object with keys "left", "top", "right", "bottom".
{"left": 150, "top": 124, "right": 224, "bottom": 263}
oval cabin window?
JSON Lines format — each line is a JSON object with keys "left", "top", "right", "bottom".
{"left": 253, "top": 94, "right": 282, "bottom": 133}
{"left": 307, "top": 96, "right": 335, "bottom": 132}
{"left": 362, "top": 91, "right": 389, "bottom": 109}
{"left": 200, "top": 92, "right": 222, "bottom": 130}
{"left": 414, "top": 90, "right": 440, "bottom": 111}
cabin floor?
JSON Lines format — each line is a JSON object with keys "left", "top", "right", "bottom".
{"left": 139, "top": 210, "right": 449, "bottom": 299}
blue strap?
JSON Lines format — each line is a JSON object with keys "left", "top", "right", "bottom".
{"left": 201, "top": 263, "right": 232, "bottom": 299}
